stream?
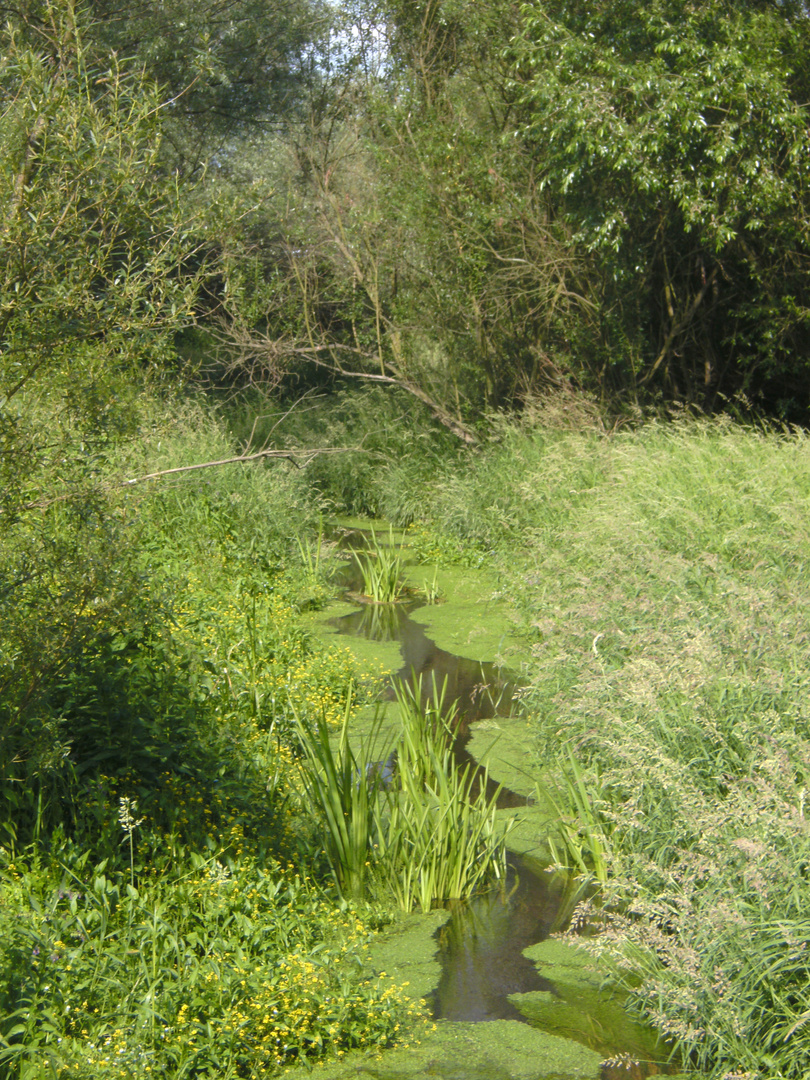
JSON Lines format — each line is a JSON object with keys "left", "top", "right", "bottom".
{"left": 329, "top": 535, "right": 676, "bottom": 1079}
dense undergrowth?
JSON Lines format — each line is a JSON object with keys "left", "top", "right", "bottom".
{"left": 0, "top": 398, "right": 430, "bottom": 1078}
{"left": 4, "top": 383, "right": 810, "bottom": 1079}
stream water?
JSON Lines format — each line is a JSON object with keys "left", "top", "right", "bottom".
{"left": 330, "top": 536, "right": 676, "bottom": 1079}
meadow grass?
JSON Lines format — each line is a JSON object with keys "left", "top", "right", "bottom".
{"left": 413, "top": 415, "right": 810, "bottom": 1080}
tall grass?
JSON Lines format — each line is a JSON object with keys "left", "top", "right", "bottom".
{"left": 352, "top": 526, "right": 407, "bottom": 603}
{"left": 420, "top": 415, "right": 810, "bottom": 1080}
{"left": 294, "top": 679, "right": 512, "bottom": 912}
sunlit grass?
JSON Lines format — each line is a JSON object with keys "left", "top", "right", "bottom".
{"left": 352, "top": 526, "right": 407, "bottom": 603}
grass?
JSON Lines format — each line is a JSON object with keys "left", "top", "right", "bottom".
{"left": 411, "top": 413, "right": 810, "bottom": 1080}
{"left": 352, "top": 526, "right": 407, "bottom": 603}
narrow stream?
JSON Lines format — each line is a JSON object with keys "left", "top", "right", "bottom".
{"left": 330, "top": 535, "right": 676, "bottom": 1078}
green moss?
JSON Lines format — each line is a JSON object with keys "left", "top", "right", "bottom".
{"left": 404, "top": 565, "right": 528, "bottom": 667}
{"left": 511, "top": 940, "right": 672, "bottom": 1067}
{"left": 465, "top": 716, "right": 542, "bottom": 801}
{"left": 521, "top": 939, "right": 606, "bottom": 993}
{"left": 366, "top": 908, "right": 450, "bottom": 1003}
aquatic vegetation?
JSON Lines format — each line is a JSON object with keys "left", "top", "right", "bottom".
{"left": 294, "top": 678, "right": 512, "bottom": 912}
{"left": 293, "top": 690, "right": 383, "bottom": 900}
{"left": 378, "top": 680, "right": 512, "bottom": 913}
{"left": 352, "top": 526, "right": 406, "bottom": 603}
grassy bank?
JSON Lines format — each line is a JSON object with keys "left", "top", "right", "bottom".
{"left": 375, "top": 410, "right": 810, "bottom": 1080}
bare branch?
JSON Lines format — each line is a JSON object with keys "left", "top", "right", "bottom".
{"left": 123, "top": 444, "right": 361, "bottom": 485}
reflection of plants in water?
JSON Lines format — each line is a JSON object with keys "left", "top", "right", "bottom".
{"left": 351, "top": 602, "right": 408, "bottom": 642}
{"left": 353, "top": 526, "right": 406, "bottom": 603}
{"left": 294, "top": 677, "right": 514, "bottom": 911}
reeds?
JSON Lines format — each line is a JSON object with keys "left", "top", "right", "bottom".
{"left": 294, "top": 679, "right": 512, "bottom": 910}
{"left": 352, "top": 526, "right": 406, "bottom": 603}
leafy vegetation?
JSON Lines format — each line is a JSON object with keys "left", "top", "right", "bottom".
{"left": 352, "top": 526, "right": 407, "bottom": 603}
{"left": 294, "top": 679, "right": 511, "bottom": 912}
{"left": 3, "top": 0, "right": 810, "bottom": 1075}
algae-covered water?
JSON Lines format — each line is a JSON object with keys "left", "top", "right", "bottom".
{"left": 295, "top": 525, "right": 685, "bottom": 1080}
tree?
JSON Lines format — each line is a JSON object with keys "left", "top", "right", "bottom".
{"left": 214, "top": 0, "right": 592, "bottom": 427}
{"left": 0, "top": 0, "right": 207, "bottom": 834}
{"left": 510, "top": 0, "right": 810, "bottom": 414}
{"left": 84, "top": 0, "right": 334, "bottom": 172}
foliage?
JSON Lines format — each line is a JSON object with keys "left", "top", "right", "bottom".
{"left": 0, "top": 0, "right": 210, "bottom": 846}
{"left": 510, "top": 0, "right": 810, "bottom": 412}
{"left": 294, "top": 676, "right": 512, "bottom": 912}
{"left": 0, "top": 849, "right": 425, "bottom": 1078}
{"left": 352, "top": 526, "right": 407, "bottom": 603}
{"left": 12, "top": 0, "right": 337, "bottom": 174}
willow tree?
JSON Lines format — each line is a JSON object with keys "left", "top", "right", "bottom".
{"left": 0, "top": 0, "right": 207, "bottom": 834}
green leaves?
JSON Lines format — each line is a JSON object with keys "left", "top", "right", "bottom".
{"left": 510, "top": 0, "right": 810, "bottom": 405}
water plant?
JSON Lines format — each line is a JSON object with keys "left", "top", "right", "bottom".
{"left": 542, "top": 749, "right": 610, "bottom": 886}
{"left": 421, "top": 565, "right": 442, "bottom": 604}
{"left": 294, "top": 677, "right": 512, "bottom": 911}
{"left": 293, "top": 689, "right": 384, "bottom": 899}
{"left": 378, "top": 680, "right": 512, "bottom": 913}
{"left": 353, "top": 526, "right": 406, "bottom": 603}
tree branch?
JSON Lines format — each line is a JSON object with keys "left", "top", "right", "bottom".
{"left": 123, "top": 445, "right": 361, "bottom": 485}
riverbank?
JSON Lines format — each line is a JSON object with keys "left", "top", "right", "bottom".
{"left": 3, "top": 397, "right": 808, "bottom": 1079}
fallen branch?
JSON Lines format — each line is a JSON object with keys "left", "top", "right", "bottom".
{"left": 124, "top": 445, "right": 361, "bottom": 485}
{"left": 5, "top": 446, "right": 361, "bottom": 513}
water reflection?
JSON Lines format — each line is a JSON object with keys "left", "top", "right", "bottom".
{"left": 430, "top": 864, "right": 569, "bottom": 1022}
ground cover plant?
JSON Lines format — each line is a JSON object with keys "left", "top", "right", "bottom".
{"left": 0, "top": 397, "right": 431, "bottom": 1077}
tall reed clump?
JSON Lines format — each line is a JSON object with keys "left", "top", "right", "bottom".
{"left": 294, "top": 680, "right": 511, "bottom": 911}
{"left": 353, "top": 526, "right": 407, "bottom": 603}
{"left": 377, "top": 681, "right": 511, "bottom": 913}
